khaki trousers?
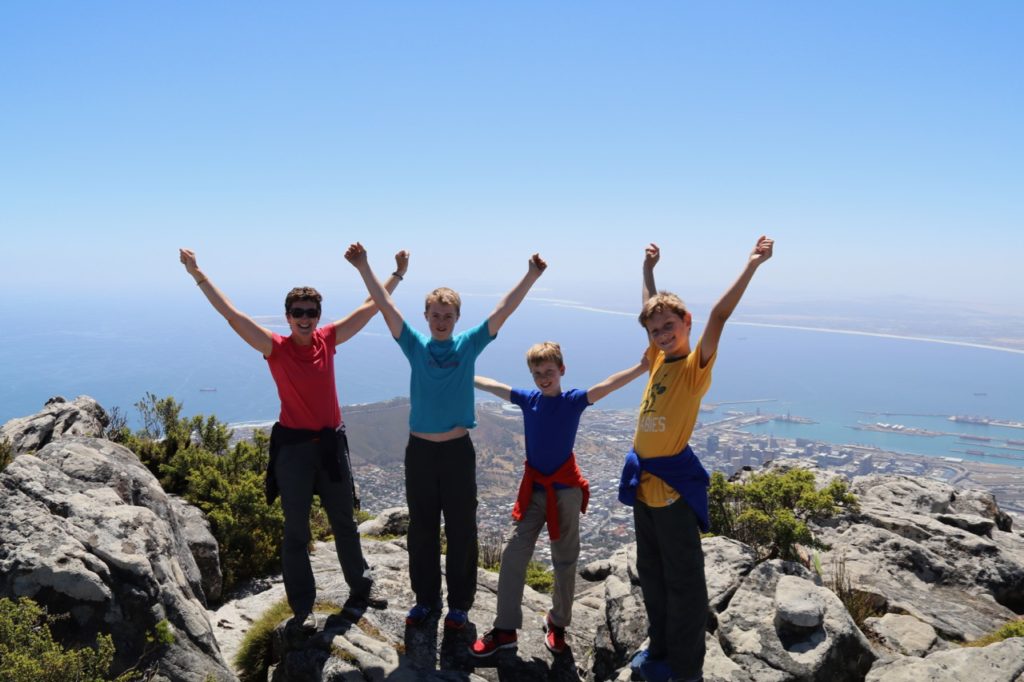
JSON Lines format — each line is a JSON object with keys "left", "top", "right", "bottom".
{"left": 494, "top": 487, "right": 582, "bottom": 630}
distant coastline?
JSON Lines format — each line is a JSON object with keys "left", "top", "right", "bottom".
{"left": 545, "top": 301, "right": 1024, "bottom": 355}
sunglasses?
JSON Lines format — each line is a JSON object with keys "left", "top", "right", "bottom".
{"left": 288, "top": 308, "right": 321, "bottom": 319}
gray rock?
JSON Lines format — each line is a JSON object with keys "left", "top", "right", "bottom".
{"left": 357, "top": 506, "right": 410, "bottom": 537}
{"left": 866, "top": 637, "right": 1024, "bottom": 682}
{"left": 862, "top": 613, "right": 938, "bottom": 657}
{"left": 170, "top": 495, "right": 224, "bottom": 603}
{"left": 0, "top": 436, "right": 235, "bottom": 681}
{"left": 815, "top": 474, "right": 1024, "bottom": 640}
{"left": 580, "top": 559, "right": 613, "bottom": 582}
{"left": 1, "top": 395, "right": 108, "bottom": 455}
{"left": 717, "top": 560, "right": 875, "bottom": 682}
{"left": 936, "top": 512, "right": 996, "bottom": 537}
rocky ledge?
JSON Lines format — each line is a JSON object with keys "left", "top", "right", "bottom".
{"left": 3, "top": 398, "right": 1023, "bottom": 681}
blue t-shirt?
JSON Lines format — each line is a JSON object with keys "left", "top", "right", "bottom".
{"left": 397, "top": 319, "right": 495, "bottom": 432}
{"left": 510, "top": 388, "right": 592, "bottom": 477}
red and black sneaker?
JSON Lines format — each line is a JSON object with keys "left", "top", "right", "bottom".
{"left": 543, "top": 613, "right": 567, "bottom": 654}
{"left": 468, "top": 628, "right": 518, "bottom": 658}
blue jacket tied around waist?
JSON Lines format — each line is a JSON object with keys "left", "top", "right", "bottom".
{"left": 618, "top": 445, "right": 711, "bottom": 532}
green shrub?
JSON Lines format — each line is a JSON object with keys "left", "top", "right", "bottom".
{"left": 965, "top": 618, "right": 1024, "bottom": 647}
{"left": 0, "top": 596, "right": 116, "bottom": 682}
{"left": 525, "top": 561, "right": 554, "bottom": 594}
{"left": 234, "top": 599, "right": 340, "bottom": 682}
{"left": 708, "top": 468, "right": 858, "bottom": 561}
{"left": 0, "top": 437, "right": 13, "bottom": 471}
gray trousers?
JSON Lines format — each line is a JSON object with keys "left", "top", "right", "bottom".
{"left": 276, "top": 435, "right": 371, "bottom": 616}
{"left": 494, "top": 487, "right": 582, "bottom": 630}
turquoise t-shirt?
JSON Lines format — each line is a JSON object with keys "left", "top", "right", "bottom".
{"left": 396, "top": 319, "right": 495, "bottom": 433}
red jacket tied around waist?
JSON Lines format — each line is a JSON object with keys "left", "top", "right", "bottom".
{"left": 513, "top": 452, "right": 590, "bottom": 541}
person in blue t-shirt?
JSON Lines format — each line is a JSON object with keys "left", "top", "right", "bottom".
{"left": 468, "top": 341, "right": 647, "bottom": 657}
{"left": 346, "top": 242, "right": 546, "bottom": 631}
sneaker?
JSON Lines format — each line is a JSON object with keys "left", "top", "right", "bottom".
{"left": 405, "top": 603, "right": 438, "bottom": 626}
{"left": 629, "top": 649, "right": 674, "bottom": 682}
{"left": 443, "top": 608, "right": 469, "bottom": 630}
{"left": 468, "top": 628, "right": 518, "bottom": 657}
{"left": 543, "top": 613, "right": 567, "bottom": 654}
{"left": 342, "top": 582, "right": 389, "bottom": 619}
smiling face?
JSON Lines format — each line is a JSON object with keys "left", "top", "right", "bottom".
{"left": 424, "top": 302, "right": 459, "bottom": 341}
{"left": 286, "top": 302, "right": 321, "bottom": 344}
{"left": 530, "top": 360, "right": 565, "bottom": 397}
{"left": 644, "top": 309, "right": 692, "bottom": 359}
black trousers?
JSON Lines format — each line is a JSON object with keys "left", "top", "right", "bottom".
{"left": 634, "top": 498, "right": 708, "bottom": 680}
{"left": 276, "top": 430, "right": 371, "bottom": 616}
{"left": 405, "top": 434, "right": 478, "bottom": 611}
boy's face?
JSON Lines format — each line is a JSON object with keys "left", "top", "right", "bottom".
{"left": 645, "top": 309, "right": 692, "bottom": 359}
{"left": 424, "top": 302, "right": 459, "bottom": 341}
{"left": 530, "top": 360, "right": 565, "bottom": 397}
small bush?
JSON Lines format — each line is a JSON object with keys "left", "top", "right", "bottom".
{"left": 965, "top": 618, "right": 1024, "bottom": 647}
{"left": 0, "top": 437, "right": 13, "bottom": 471}
{"left": 525, "top": 561, "right": 554, "bottom": 594}
{"left": 234, "top": 599, "right": 340, "bottom": 682}
{"left": 709, "top": 468, "right": 858, "bottom": 561}
{"left": 826, "top": 552, "right": 881, "bottom": 628}
{"left": 478, "top": 532, "right": 504, "bottom": 572}
{"left": 0, "top": 596, "right": 116, "bottom": 682}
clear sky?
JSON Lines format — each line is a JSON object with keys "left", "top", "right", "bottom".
{"left": 2, "top": 2, "right": 1022, "bottom": 314}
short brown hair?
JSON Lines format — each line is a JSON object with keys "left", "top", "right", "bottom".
{"left": 425, "top": 287, "right": 461, "bottom": 316}
{"left": 639, "top": 291, "right": 687, "bottom": 327}
{"left": 526, "top": 341, "right": 563, "bottom": 368}
{"left": 285, "top": 286, "right": 323, "bottom": 312}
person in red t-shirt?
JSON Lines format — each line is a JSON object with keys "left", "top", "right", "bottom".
{"left": 179, "top": 246, "right": 409, "bottom": 629}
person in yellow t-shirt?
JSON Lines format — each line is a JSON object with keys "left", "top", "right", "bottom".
{"left": 623, "top": 237, "right": 774, "bottom": 682}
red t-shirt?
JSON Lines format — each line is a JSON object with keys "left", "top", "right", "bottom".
{"left": 265, "top": 325, "right": 342, "bottom": 430}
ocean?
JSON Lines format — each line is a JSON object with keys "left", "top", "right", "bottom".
{"left": 3, "top": 296, "right": 1022, "bottom": 467}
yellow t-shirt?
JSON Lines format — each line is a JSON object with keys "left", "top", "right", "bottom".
{"left": 633, "top": 338, "right": 715, "bottom": 507}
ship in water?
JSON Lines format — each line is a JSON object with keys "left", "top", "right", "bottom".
{"left": 851, "top": 422, "right": 942, "bottom": 437}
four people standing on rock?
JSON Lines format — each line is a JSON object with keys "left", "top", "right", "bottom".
{"left": 180, "top": 236, "right": 774, "bottom": 681}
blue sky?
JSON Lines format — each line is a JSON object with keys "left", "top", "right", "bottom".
{"left": 2, "top": 2, "right": 1022, "bottom": 314}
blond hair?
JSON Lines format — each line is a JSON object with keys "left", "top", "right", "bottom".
{"left": 424, "top": 287, "right": 461, "bottom": 315}
{"left": 526, "top": 341, "right": 563, "bottom": 368}
{"left": 639, "top": 291, "right": 688, "bottom": 327}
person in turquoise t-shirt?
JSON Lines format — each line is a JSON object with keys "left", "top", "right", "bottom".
{"left": 346, "top": 242, "right": 546, "bottom": 631}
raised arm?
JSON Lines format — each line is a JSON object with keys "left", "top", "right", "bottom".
{"left": 700, "top": 235, "right": 774, "bottom": 366}
{"left": 474, "top": 375, "right": 512, "bottom": 401}
{"left": 586, "top": 353, "right": 650, "bottom": 403}
{"left": 345, "top": 242, "right": 405, "bottom": 339}
{"left": 333, "top": 249, "right": 409, "bottom": 344}
{"left": 487, "top": 253, "right": 547, "bottom": 337}
{"left": 179, "top": 248, "right": 273, "bottom": 356}
{"left": 642, "top": 243, "right": 660, "bottom": 305}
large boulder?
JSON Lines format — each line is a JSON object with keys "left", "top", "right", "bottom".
{"left": 1, "top": 395, "right": 108, "bottom": 455}
{"left": 0, "top": 436, "right": 236, "bottom": 681}
{"left": 865, "top": 637, "right": 1024, "bottom": 682}
{"left": 814, "top": 475, "right": 1024, "bottom": 640}
{"left": 716, "top": 560, "right": 876, "bottom": 681}
{"left": 170, "top": 495, "right": 224, "bottom": 604}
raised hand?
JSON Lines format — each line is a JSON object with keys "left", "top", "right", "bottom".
{"left": 394, "top": 249, "right": 410, "bottom": 275}
{"left": 345, "top": 242, "right": 368, "bottom": 268}
{"left": 644, "top": 243, "right": 660, "bottom": 269}
{"left": 529, "top": 253, "right": 548, "bottom": 276}
{"left": 749, "top": 235, "right": 774, "bottom": 266}
{"left": 179, "top": 248, "right": 200, "bottom": 276}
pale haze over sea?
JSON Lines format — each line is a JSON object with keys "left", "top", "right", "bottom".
{"left": 4, "top": 292, "right": 1023, "bottom": 469}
